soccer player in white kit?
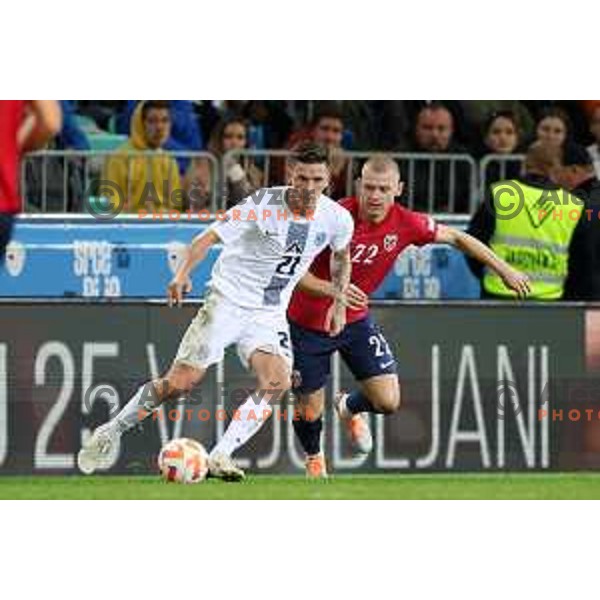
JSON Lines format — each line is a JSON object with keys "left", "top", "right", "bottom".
{"left": 77, "top": 142, "right": 354, "bottom": 480}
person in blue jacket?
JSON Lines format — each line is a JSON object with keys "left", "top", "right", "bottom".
{"left": 58, "top": 101, "right": 90, "bottom": 150}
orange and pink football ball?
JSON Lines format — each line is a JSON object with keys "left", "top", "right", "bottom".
{"left": 158, "top": 438, "right": 209, "bottom": 484}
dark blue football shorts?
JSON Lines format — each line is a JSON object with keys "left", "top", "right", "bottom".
{"left": 289, "top": 314, "right": 398, "bottom": 394}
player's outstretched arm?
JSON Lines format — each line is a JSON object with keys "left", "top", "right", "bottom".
{"left": 18, "top": 100, "right": 62, "bottom": 152}
{"left": 435, "top": 224, "right": 531, "bottom": 299}
{"left": 327, "top": 246, "right": 352, "bottom": 335}
{"left": 296, "top": 272, "right": 368, "bottom": 310}
{"left": 167, "top": 229, "right": 220, "bottom": 307}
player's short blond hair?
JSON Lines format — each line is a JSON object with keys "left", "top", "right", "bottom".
{"left": 362, "top": 155, "right": 401, "bottom": 179}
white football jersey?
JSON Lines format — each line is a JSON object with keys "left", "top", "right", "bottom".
{"left": 208, "top": 187, "right": 354, "bottom": 311}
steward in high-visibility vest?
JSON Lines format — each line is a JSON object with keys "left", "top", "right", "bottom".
{"left": 468, "top": 142, "right": 586, "bottom": 300}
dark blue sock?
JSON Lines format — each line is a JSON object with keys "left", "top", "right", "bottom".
{"left": 346, "top": 390, "right": 378, "bottom": 414}
{"left": 293, "top": 416, "right": 323, "bottom": 456}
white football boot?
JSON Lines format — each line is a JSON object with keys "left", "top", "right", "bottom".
{"left": 334, "top": 392, "right": 373, "bottom": 455}
{"left": 208, "top": 452, "right": 245, "bottom": 482}
{"left": 77, "top": 422, "right": 120, "bottom": 475}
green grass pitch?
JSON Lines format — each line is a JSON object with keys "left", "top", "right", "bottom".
{"left": 2, "top": 473, "right": 600, "bottom": 499}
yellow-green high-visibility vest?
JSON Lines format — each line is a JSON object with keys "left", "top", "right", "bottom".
{"left": 483, "top": 179, "right": 584, "bottom": 299}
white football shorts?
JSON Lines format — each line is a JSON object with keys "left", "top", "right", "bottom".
{"left": 174, "top": 289, "right": 293, "bottom": 371}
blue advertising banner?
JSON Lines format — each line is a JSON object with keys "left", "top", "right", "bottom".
{"left": 0, "top": 216, "right": 480, "bottom": 299}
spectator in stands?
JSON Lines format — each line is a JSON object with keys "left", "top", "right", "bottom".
{"left": 337, "top": 101, "right": 378, "bottom": 150}
{"left": 407, "top": 103, "right": 472, "bottom": 213}
{"left": 522, "top": 102, "right": 587, "bottom": 143}
{"left": 115, "top": 101, "right": 203, "bottom": 176}
{"left": 413, "top": 103, "right": 464, "bottom": 153}
{"left": 467, "top": 142, "right": 587, "bottom": 300}
{"left": 195, "top": 101, "right": 293, "bottom": 150}
{"left": 375, "top": 101, "right": 418, "bottom": 151}
{"left": 196, "top": 101, "right": 222, "bottom": 146}
{"left": 185, "top": 115, "right": 263, "bottom": 209}
{"left": 458, "top": 101, "right": 534, "bottom": 152}
{"left": 103, "top": 101, "right": 181, "bottom": 213}
{"left": 116, "top": 101, "right": 202, "bottom": 150}
{"left": 160, "top": 101, "right": 203, "bottom": 176}
{"left": 587, "top": 106, "right": 600, "bottom": 179}
{"left": 58, "top": 101, "right": 90, "bottom": 150}
{"left": 478, "top": 110, "right": 523, "bottom": 187}
{"left": 167, "top": 101, "right": 203, "bottom": 151}
{"left": 244, "top": 101, "right": 294, "bottom": 149}
{"left": 482, "top": 111, "right": 521, "bottom": 155}
{"left": 534, "top": 107, "right": 589, "bottom": 166}
{"left": 559, "top": 147, "right": 600, "bottom": 299}
{"left": 76, "top": 101, "right": 125, "bottom": 132}
{"left": 535, "top": 107, "right": 570, "bottom": 149}
{"left": 285, "top": 104, "right": 350, "bottom": 199}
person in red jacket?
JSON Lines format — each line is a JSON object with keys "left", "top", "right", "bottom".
{"left": 289, "top": 155, "right": 531, "bottom": 477}
{"left": 0, "top": 100, "right": 61, "bottom": 263}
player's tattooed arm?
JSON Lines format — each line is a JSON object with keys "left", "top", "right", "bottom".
{"left": 297, "top": 272, "right": 368, "bottom": 310}
{"left": 327, "top": 246, "right": 352, "bottom": 335}
{"left": 435, "top": 224, "right": 531, "bottom": 299}
{"left": 168, "top": 229, "right": 220, "bottom": 307}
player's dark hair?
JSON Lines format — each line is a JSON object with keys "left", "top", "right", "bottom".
{"left": 292, "top": 141, "right": 329, "bottom": 166}
{"left": 141, "top": 100, "right": 171, "bottom": 120}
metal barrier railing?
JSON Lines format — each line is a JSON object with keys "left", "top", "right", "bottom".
{"left": 345, "top": 151, "right": 478, "bottom": 214}
{"left": 224, "top": 149, "right": 478, "bottom": 214}
{"left": 20, "top": 149, "right": 527, "bottom": 216}
{"left": 20, "top": 150, "right": 220, "bottom": 214}
{"left": 479, "top": 153, "right": 525, "bottom": 198}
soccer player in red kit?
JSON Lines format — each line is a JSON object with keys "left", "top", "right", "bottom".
{"left": 289, "top": 155, "right": 531, "bottom": 477}
{"left": 0, "top": 100, "right": 61, "bottom": 263}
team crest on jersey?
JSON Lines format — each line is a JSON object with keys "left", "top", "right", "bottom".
{"left": 314, "top": 232, "right": 327, "bottom": 247}
{"left": 384, "top": 234, "right": 398, "bottom": 252}
{"left": 285, "top": 241, "right": 303, "bottom": 254}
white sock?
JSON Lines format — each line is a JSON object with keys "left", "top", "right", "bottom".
{"left": 211, "top": 395, "right": 273, "bottom": 457}
{"left": 337, "top": 393, "right": 351, "bottom": 419}
{"left": 111, "top": 383, "right": 162, "bottom": 434}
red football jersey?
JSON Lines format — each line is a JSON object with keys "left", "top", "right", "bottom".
{"left": 0, "top": 100, "right": 26, "bottom": 213}
{"left": 288, "top": 196, "right": 437, "bottom": 332}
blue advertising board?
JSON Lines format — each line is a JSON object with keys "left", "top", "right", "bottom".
{"left": 0, "top": 216, "right": 480, "bottom": 299}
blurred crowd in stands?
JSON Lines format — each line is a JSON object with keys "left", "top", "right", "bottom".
{"left": 22, "top": 100, "right": 600, "bottom": 214}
